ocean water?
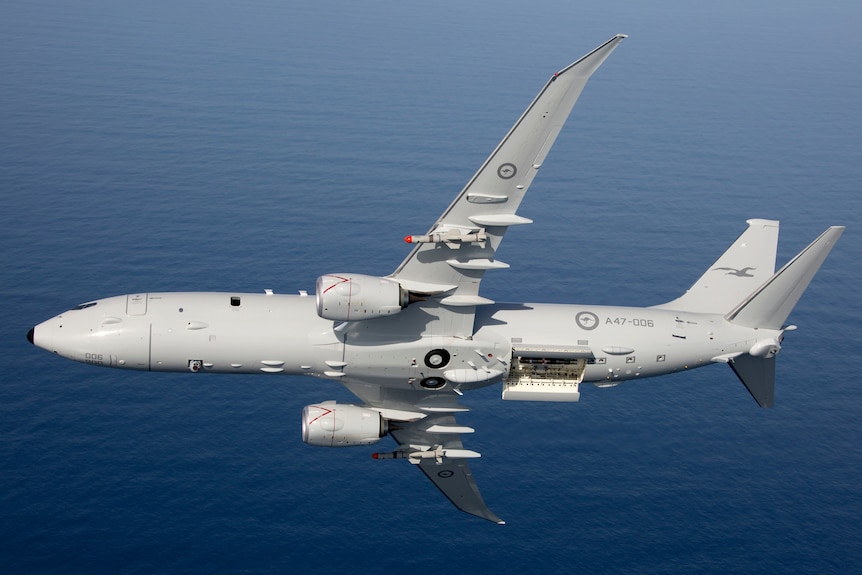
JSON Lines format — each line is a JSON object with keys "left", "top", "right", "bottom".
{"left": 2, "top": 1, "right": 861, "bottom": 573}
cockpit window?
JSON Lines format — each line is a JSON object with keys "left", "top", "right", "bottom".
{"left": 73, "top": 301, "right": 98, "bottom": 310}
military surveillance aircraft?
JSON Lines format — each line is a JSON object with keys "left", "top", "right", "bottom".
{"left": 28, "top": 35, "right": 843, "bottom": 524}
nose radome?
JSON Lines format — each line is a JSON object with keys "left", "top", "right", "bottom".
{"left": 27, "top": 327, "right": 34, "bottom": 345}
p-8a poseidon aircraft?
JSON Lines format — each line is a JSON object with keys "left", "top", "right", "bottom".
{"left": 28, "top": 35, "right": 843, "bottom": 524}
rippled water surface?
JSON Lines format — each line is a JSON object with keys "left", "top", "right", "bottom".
{"left": 2, "top": 1, "right": 861, "bottom": 573}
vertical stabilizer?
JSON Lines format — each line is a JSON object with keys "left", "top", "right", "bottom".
{"left": 655, "top": 219, "right": 779, "bottom": 314}
{"left": 726, "top": 226, "right": 844, "bottom": 330}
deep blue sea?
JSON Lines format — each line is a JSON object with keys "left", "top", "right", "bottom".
{"left": 3, "top": 1, "right": 861, "bottom": 573}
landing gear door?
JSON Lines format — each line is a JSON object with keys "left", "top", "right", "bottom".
{"left": 126, "top": 293, "right": 148, "bottom": 316}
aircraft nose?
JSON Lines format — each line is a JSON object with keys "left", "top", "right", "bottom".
{"left": 27, "top": 327, "right": 34, "bottom": 345}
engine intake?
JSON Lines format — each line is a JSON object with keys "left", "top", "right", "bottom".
{"left": 316, "top": 274, "right": 408, "bottom": 321}
{"left": 301, "top": 401, "right": 387, "bottom": 447}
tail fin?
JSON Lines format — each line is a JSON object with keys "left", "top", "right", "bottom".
{"left": 659, "top": 223, "right": 844, "bottom": 407}
{"left": 726, "top": 226, "right": 845, "bottom": 330}
{"left": 725, "top": 225, "right": 844, "bottom": 408}
{"left": 655, "top": 219, "right": 779, "bottom": 314}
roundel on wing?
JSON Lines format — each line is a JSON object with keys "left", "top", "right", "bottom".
{"left": 497, "top": 163, "right": 517, "bottom": 179}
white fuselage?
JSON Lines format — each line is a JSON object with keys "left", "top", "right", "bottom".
{"left": 31, "top": 291, "right": 773, "bottom": 393}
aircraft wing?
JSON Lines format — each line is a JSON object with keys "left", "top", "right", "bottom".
{"left": 390, "top": 34, "right": 626, "bottom": 315}
{"left": 387, "top": 412, "right": 505, "bottom": 524}
{"left": 341, "top": 381, "right": 504, "bottom": 523}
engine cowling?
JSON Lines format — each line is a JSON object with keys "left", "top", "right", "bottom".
{"left": 316, "top": 274, "right": 408, "bottom": 321}
{"left": 301, "top": 401, "right": 387, "bottom": 447}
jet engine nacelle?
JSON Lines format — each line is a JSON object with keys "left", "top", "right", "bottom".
{"left": 316, "top": 274, "right": 408, "bottom": 321}
{"left": 301, "top": 401, "right": 388, "bottom": 447}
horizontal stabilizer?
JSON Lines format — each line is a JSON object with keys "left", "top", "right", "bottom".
{"left": 655, "top": 219, "right": 779, "bottom": 314}
{"left": 726, "top": 226, "right": 844, "bottom": 329}
{"left": 729, "top": 354, "right": 776, "bottom": 408}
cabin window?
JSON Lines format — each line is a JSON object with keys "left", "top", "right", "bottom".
{"left": 230, "top": 296, "right": 241, "bottom": 307}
